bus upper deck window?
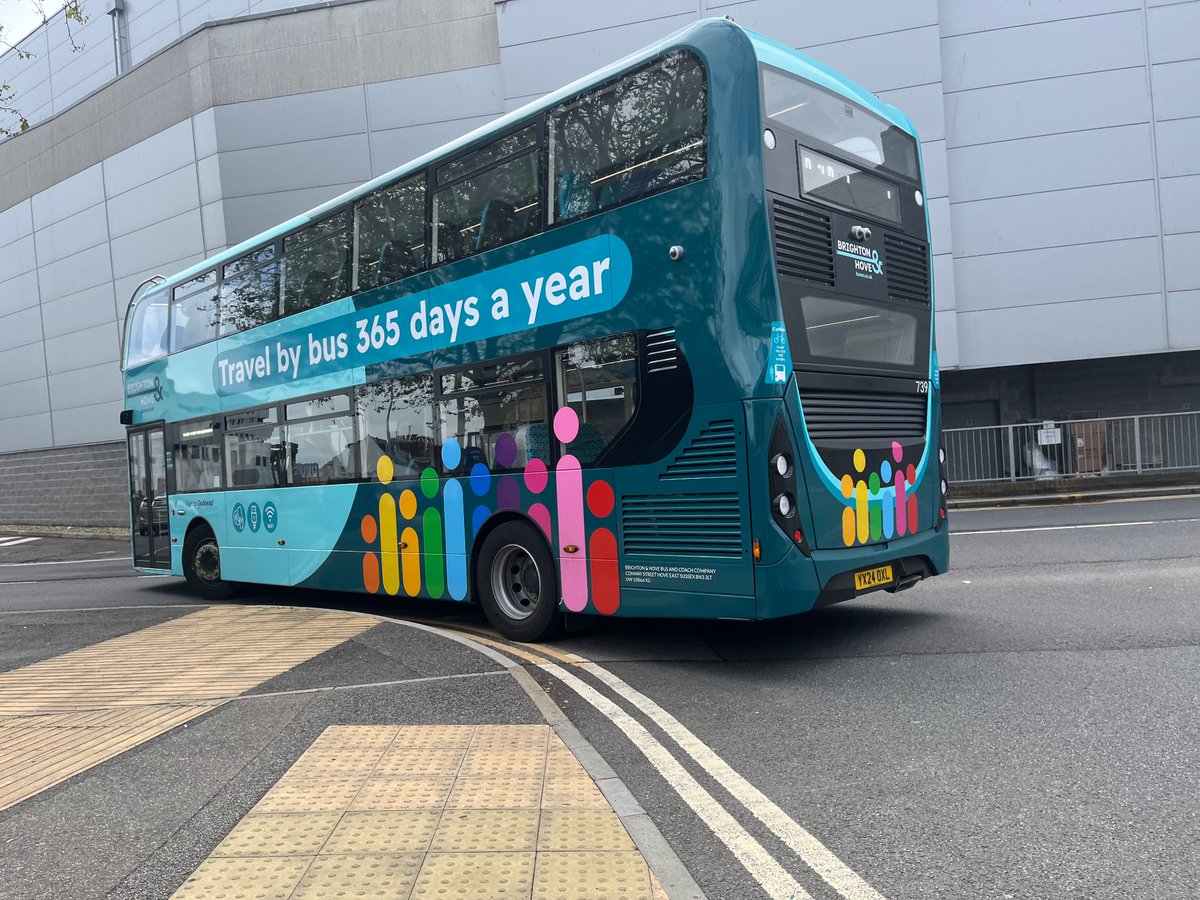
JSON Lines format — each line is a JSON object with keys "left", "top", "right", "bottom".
{"left": 283, "top": 212, "right": 352, "bottom": 315}
{"left": 170, "top": 271, "right": 218, "bottom": 353}
{"left": 549, "top": 50, "right": 707, "bottom": 224}
{"left": 220, "top": 246, "right": 279, "bottom": 336}
{"left": 354, "top": 174, "right": 427, "bottom": 291}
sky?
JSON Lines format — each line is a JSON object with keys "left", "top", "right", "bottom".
{"left": 0, "top": 1, "right": 57, "bottom": 48}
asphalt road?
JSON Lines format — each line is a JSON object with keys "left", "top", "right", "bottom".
{"left": 1, "top": 496, "right": 1197, "bottom": 899}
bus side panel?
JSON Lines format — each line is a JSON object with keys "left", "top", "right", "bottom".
{"left": 611, "top": 399, "right": 756, "bottom": 619}
{"left": 285, "top": 483, "right": 363, "bottom": 586}
{"left": 216, "top": 487, "right": 291, "bottom": 586}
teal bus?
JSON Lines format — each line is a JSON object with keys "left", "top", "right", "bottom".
{"left": 120, "top": 18, "right": 949, "bottom": 641}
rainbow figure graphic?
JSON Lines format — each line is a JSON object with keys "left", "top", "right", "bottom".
{"left": 553, "top": 408, "right": 588, "bottom": 613}
{"left": 839, "top": 440, "right": 919, "bottom": 547}
{"left": 587, "top": 479, "right": 620, "bottom": 615}
{"left": 357, "top": 421, "right": 630, "bottom": 616}
{"left": 441, "top": 438, "right": 467, "bottom": 600}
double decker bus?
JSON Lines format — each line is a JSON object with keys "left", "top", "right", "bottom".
{"left": 121, "top": 18, "right": 949, "bottom": 641}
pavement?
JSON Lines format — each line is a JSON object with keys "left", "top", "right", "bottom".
{"left": 0, "top": 539, "right": 693, "bottom": 900}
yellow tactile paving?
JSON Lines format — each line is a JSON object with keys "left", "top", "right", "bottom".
{"left": 172, "top": 725, "right": 669, "bottom": 899}
{"left": 0, "top": 607, "right": 373, "bottom": 714}
{"left": 0, "top": 607, "right": 374, "bottom": 812}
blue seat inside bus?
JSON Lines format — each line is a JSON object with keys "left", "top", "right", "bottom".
{"left": 557, "top": 171, "right": 596, "bottom": 219}
{"left": 519, "top": 420, "right": 604, "bottom": 465}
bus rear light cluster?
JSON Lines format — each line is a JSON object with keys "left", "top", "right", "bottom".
{"left": 938, "top": 443, "right": 948, "bottom": 522}
{"left": 769, "top": 415, "right": 809, "bottom": 555}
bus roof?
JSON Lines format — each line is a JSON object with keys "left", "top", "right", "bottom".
{"left": 136, "top": 17, "right": 914, "bottom": 305}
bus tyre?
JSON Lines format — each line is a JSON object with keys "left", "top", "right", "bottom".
{"left": 183, "top": 527, "right": 235, "bottom": 602}
{"left": 476, "top": 520, "right": 563, "bottom": 642}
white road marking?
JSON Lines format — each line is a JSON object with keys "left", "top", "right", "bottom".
{"left": 955, "top": 518, "right": 1200, "bottom": 536}
{"left": 0, "top": 537, "right": 42, "bottom": 547}
{"left": 0, "top": 557, "right": 132, "bottom": 567}
{"left": 579, "top": 660, "right": 885, "bottom": 900}
{"left": 537, "top": 659, "right": 814, "bottom": 900}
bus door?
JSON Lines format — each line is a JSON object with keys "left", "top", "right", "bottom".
{"left": 128, "top": 425, "right": 170, "bottom": 569}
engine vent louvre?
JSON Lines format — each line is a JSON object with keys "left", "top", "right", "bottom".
{"left": 646, "top": 328, "right": 678, "bottom": 373}
{"left": 884, "top": 234, "right": 930, "bottom": 304}
{"left": 661, "top": 419, "right": 737, "bottom": 479}
{"left": 622, "top": 493, "right": 744, "bottom": 557}
{"left": 772, "top": 198, "right": 835, "bottom": 285}
{"left": 801, "top": 390, "right": 928, "bottom": 442}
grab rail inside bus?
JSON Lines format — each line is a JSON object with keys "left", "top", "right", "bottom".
{"left": 119, "top": 275, "right": 166, "bottom": 373}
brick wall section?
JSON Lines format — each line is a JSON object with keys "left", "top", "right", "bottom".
{"left": 0, "top": 442, "right": 128, "bottom": 527}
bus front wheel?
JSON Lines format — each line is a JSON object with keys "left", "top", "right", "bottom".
{"left": 476, "top": 521, "right": 563, "bottom": 642}
{"left": 183, "top": 526, "right": 235, "bottom": 602}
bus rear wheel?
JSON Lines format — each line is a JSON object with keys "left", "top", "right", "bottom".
{"left": 476, "top": 520, "right": 563, "bottom": 642}
{"left": 183, "top": 526, "right": 235, "bottom": 602}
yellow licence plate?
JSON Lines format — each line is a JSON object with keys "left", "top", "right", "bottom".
{"left": 854, "top": 565, "right": 894, "bottom": 592}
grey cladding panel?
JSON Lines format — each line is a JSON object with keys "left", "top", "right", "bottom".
{"left": 33, "top": 203, "right": 110, "bottom": 265}
{"left": 368, "top": 116, "right": 499, "bottom": 178}
{"left": 37, "top": 242, "right": 113, "bottom": 301}
{"left": 102, "top": 121, "right": 198, "bottom": 199}
{"left": 0, "top": 306, "right": 44, "bottom": 353}
{"left": 365, "top": 67, "right": 505, "bottom": 133}
{"left": 41, "top": 283, "right": 119, "bottom": 339}
{"left": 0, "top": 341, "right": 49, "bottom": 385}
{"left": 804, "top": 26, "right": 942, "bottom": 93}
{"left": 947, "top": 124, "right": 1154, "bottom": 203}
{"left": 0, "top": 377, "right": 50, "bottom": 420}
{"left": 30, "top": 165, "right": 105, "bottom": 231}
{"left": 52, "top": 401, "right": 124, "bottom": 445}
{"left": 0, "top": 271, "right": 40, "bottom": 319}
{"left": 213, "top": 86, "right": 369, "bottom": 152}
{"left": 0, "top": 201, "right": 33, "bottom": 250}
{"left": 500, "top": 14, "right": 696, "bottom": 101}
{"left": 109, "top": 210, "right": 205, "bottom": 279}
{"left": 951, "top": 180, "right": 1158, "bottom": 258}
{"left": 711, "top": 0, "right": 938, "bottom": 46}
{"left": 218, "top": 134, "right": 372, "bottom": 199}
{"left": 1167, "top": 290, "right": 1200, "bottom": 348}
{"left": 0, "top": 414, "right": 52, "bottom": 452}
{"left": 44, "top": 322, "right": 120, "bottom": 375}
{"left": 1164, "top": 233, "right": 1200, "bottom": 292}
{"left": 952, "top": 238, "right": 1163, "bottom": 312}
{"left": 945, "top": 69, "right": 1150, "bottom": 148}
{"left": 0, "top": 235, "right": 37, "bottom": 284}
{"left": 495, "top": 0, "right": 695, "bottom": 46}
{"left": 1147, "top": 2, "right": 1200, "bottom": 64}
{"left": 958, "top": 295, "right": 1167, "bottom": 367}
{"left": 107, "top": 165, "right": 202, "bottom": 239}
{"left": 941, "top": 11, "right": 1145, "bottom": 93}
{"left": 938, "top": 0, "right": 1138, "bottom": 36}
{"left": 1156, "top": 118, "right": 1200, "bottom": 177}
{"left": 1161, "top": 174, "right": 1200, "bottom": 235}
{"left": 47, "top": 360, "right": 123, "bottom": 411}
{"left": 1151, "top": 60, "right": 1200, "bottom": 121}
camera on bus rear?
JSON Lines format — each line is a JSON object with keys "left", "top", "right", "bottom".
{"left": 850, "top": 225, "right": 871, "bottom": 242}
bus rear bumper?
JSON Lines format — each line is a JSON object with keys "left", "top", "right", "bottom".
{"left": 755, "top": 525, "right": 949, "bottom": 619}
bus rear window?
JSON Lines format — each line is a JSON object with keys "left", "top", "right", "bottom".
{"left": 762, "top": 66, "right": 918, "bottom": 182}
{"left": 786, "top": 294, "right": 921, "bottom": 370}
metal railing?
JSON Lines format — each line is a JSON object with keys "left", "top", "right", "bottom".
{"left": 942, "top": 412, "right": 1200, "bottom": 484}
